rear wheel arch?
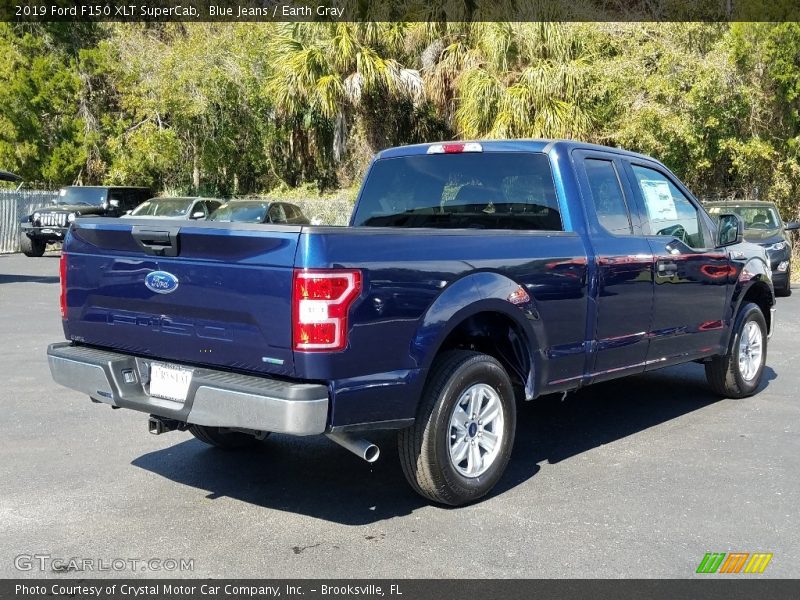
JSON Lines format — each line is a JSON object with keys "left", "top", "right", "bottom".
{"left": 420, "top": 305, "right": 541, "bottom": 402}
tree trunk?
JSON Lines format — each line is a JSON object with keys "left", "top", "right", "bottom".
{"left": 192, "top": 147, "right": 200, "bottom": 193}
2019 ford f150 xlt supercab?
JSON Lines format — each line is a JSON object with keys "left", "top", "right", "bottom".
{"left": 47, "top": 140, "right": 775, "bottom": 505}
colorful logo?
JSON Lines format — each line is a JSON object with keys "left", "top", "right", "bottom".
{"left": 696, "top": 552, "right": 773, "bottom": 574}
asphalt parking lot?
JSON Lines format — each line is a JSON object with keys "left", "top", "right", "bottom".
{"left": 1, "top": 251, "right": 798, "bottom": 578}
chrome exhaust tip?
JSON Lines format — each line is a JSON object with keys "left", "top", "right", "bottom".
{"left": 325, "top": 432, "right": 380, "bottom": 463}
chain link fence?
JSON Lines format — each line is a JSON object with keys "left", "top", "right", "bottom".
{"left": 0, "top": 190, "right": 58, "bottom": 254}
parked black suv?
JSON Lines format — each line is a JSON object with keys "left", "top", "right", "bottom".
{"left": 20, "top": 186, "right": 151, "bottom": 256}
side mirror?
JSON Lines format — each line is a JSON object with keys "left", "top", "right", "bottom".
{"left": 191, "top": 211, "right": 205, "bottom": 219}
{"left": 717, "top": 213, "right": 744, "bottom": 247}
{"left": 785, "top": 220, "right": 800, "bottom": 231}
{"left": 109, "top": 199, "right": 120, "bottom": 208}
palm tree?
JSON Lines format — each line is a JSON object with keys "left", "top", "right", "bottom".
{"left": 266, "top": 23, "right": 424, "bottom": 168}
{"left": 416, "top": 22, "right": 594, "bottom": 140}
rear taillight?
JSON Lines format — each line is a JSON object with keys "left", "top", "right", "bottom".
{"left": 293, "top": 269, "right": 362, "bottom": 352}
{"left": 59, "top": 253, "right": 67, "bottom": 319}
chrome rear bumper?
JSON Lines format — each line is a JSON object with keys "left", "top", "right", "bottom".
{"left": 47, "top": 342, "right": 329, "bottom": 435}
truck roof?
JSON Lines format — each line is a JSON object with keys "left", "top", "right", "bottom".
{"left": 376, "top": 139, "right": 661, "bottom": 165}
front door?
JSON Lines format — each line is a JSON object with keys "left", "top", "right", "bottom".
{"left": 624, "top": 162, "right": 729, "bottom": 367}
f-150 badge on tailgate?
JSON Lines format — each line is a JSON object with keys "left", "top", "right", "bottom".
{"left": 144, "top": 271, "right": 179, "bottom": 294}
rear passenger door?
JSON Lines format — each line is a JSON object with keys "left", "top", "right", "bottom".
{"left": 574, "top": 150, "right": 654, "bottom": 381}
{"left": 623, "top": 161, "right": 729, "bottom": 366}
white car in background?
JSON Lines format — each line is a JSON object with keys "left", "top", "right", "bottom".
{"left": 123, "top": 197, "right": 224, "bottom": 220}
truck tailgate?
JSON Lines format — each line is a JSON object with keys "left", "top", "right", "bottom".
{"left": 63, "top": 219, "right": 300, "bottom": 377}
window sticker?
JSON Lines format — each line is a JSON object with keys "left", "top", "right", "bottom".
{"left": 639, "top": 179, "right": 677, "bottom": 221}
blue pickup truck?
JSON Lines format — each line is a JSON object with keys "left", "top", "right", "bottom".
{"left": 48, "top": 140, "right": 775, "bottom": 505}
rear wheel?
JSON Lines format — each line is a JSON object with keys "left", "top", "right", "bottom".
{"left": 398, "top": 350, "right": 516, "bottom": 506}
{"left": 705, "top": 302, "right": 767, "bottom": 398}
{"left": 188, "top": 424, "right": 266, "bottom": 449}
{"left": 20, "top": 234, "right": 45, "bottom": 257}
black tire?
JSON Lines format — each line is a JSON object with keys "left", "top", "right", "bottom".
{"left": 398, "top": 350, "right": 517, "bottom": 506}
{"left": 188, "top": 424, "right": 266, "bottom": 449}
{"left": 705, "top": 302, "right": 768, "bottom": 398}
{"left": 20, "top": 234, "right": 45, "bottom": 257}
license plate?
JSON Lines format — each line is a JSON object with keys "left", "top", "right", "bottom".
{"left": 40, "top": 228, "right": 54, "bottom": 234}
{"left": 149, "top": 362, "right": 193, "bottom": 402}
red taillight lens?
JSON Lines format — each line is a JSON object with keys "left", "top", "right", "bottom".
{"left": 293, "top": 269, "right": 362, "bottom": 352}
{"left": 443, "top": 143, "right": 465, "bottom": 153}
{"left": 59, "top": 253, "right": 67, "bottom": 319}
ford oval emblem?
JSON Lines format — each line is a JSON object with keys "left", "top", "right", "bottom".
{"left": 144, "top": 271, "right": 179, "bottom": 294}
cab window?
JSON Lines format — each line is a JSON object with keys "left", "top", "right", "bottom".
{"left": 352, "top": 152, "right": 562, "bottom": 231}
{"left": 631, "top": 165, "right": 708, "bottom": 249}
{"left": 584, "top": 159, "right": 632, "bottom": 235}
{"left": 107, "top": 189, "right": 125, "bottom": 209}
{"left": 268, "top": 204, "right": 287, "bottom": 224}
{"left": 204, "top": 200, "right": 222, "bottom": 214}
{"left": 286, "top": 204, "right": 302, "bottom": 220}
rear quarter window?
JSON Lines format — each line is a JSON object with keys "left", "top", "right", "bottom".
{"left": 352, "top": 152, "right": 562, "bottom": 231}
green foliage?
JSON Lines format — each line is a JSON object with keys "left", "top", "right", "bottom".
{"left": 1, "top": 22, "right": 800, "bottom": 222}
{"left": 0, "top": 24, "right": 87, "bottom": 185}
{"left": 448, "top": 23, "right": 593, "bottom": 139}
